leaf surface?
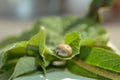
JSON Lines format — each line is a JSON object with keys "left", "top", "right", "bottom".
{"left": 66, "top": 60, "right": 109, "bottom": 80}
{"left": 10, "top": 57, "right": 37, "bottom": 79}
{"left": 86, "top": 47, "right": 120, "bottom": 73}
{"left": 65, "top": 32, "right": 81, "bottom": 58}
{"left": 1, "top": 41, "right": 27, "bottom": 71}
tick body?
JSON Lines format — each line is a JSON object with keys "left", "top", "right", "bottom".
{"left": 55, "top": 44, "right": 72, "bottom": 57}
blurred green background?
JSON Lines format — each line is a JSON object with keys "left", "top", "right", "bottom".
{"left": 0, "top": 0, "right": 120, "bottom": 48}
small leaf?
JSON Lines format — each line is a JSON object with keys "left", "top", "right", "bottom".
{"left": 10, "top": 57, "right": 37, "bottom": 79}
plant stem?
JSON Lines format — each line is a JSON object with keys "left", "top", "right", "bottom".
{"left": 72, "top": 58, "right": 120, "bottom": 80}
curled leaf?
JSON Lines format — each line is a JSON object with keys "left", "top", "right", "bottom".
{"left": 52, "top": 32, "right": 81, "bottom": 60}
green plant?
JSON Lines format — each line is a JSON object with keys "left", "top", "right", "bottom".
{"left": 0, "top": 17, "right": 120, "bottom": 80}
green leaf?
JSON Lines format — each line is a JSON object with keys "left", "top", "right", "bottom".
{"left": 38, "top": 27, "right": 46, "bottom": 55}
{"left": 0, "top": 16, "right": 109, "bottom": 79}
{"left": 28, "top": 27, "right": 44, "bottom": 47}
{"left": 27, "top": 26, "right": 46, "bottom": 55}
{"left": 39, "top": 17, "right": 63, "bottom": 48}
{"left": 62, "top": 17, "right": 108, "bottom": 46}
{"left": 77, "top": 46, "right": 114, "bottom": 61}
{"left": 1, "top": 41, "right": 27, "bottom": 70}
{"left": 77, "top": 46, "right": 92, "bottom": 61}
{"left": 1, "top": 59, "right": 17, "bottom": 72}
{"left": 72, "top": 46, "right": 120, "bottom": 80}
{"left": 65, "top": 32, "right": 81, "bottom": 57}
{"left": 10, "top": 57, "right": 37, "bottom": 79}
{"left": 85, "top": 47, "right": 120, "bottom": 73}
{"left": 35, "top": 55, "right": 46, "bottom": 74}
{"left": 66, "top": 60, "right": 108, "bottom": 80}
{"left": 27, "top": 26, "right": 46, "bottom": 63}
{"left": 27, "top": 27, "right": 54, "bottom": 74}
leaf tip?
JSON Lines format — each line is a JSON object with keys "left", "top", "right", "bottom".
{"left": 40, "top": 26, "right": 45, "bottom": 30}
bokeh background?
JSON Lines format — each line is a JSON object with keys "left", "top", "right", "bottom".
{"left": 0, "top": 0, "right": 120, "bottom": 48}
